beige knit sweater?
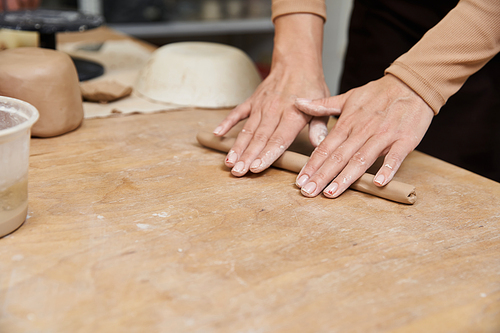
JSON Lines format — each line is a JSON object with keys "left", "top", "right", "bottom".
{"left": 272, "top": 0, "right": 500, "bottom": 114}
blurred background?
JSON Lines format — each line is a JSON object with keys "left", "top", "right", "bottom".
{"left": 3, "top": 1, "right": 499, "bottom": 181}
{"left": 35, "top": 0, "right": 353, "bottom": 94}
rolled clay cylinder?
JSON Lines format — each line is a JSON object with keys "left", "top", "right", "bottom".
{"left": 196, "top": 131, "right": 417, "bottom": 204}
{"left": 0, "top": 47, "right": 83, "bottom": 137}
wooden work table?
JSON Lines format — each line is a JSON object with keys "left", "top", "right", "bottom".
{"left": 1, "top": 109, "right": 499, "bottom": 332}
{"left": 1, "top": 28, "right": 500, "bottom": 332}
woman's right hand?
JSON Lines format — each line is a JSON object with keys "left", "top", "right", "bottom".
{"left": 294, "top": 74, "right": 435, "bottom": 199}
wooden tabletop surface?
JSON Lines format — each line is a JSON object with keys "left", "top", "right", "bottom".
{"left": 1, "top": 108, "right": 499, "bottom": 332}
{"left": 1, "top": 28, "right": 499, "bottom": 332}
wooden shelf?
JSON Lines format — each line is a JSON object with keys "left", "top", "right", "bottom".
{"left": 108, "top": 18, "right": 274, "bottom": 39}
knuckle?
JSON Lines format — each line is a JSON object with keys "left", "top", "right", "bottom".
{"left": 283, "top": 109, "right": 307, "bottom": 122}
{"left": 385, "top": 152, "right": 403, "bottom": 167}
{"left": 333, "top": 121, "right": 349, "bottom": 134}
{"left": 230, "top": 102, "right": 250, "bottom": 115}
{"left": 403, "top": 135, "right": 421, "bottom": 149}
{"left": 224, "top": 111, "right": 240, "bottom": 123}
{"left": 268, "top": 135, "right": 286, "bottom": 148}
{"left": 350, "top": 152, "right": 367, "bottom": 166}
{"left": 329, "top": 151, "right": 345, "bottom": 164}
{"left": 312, "top": 146, "right": 330, "bottom": 158}
{"left": 240, "top": 128, "right": 254, "bottom": 136}
{"left": 264, "top": 96, "right": 282, "bottom": 114}
{"left": 252, "top": 131, "right": 270, "bottom": 144}
{"left": 332, "top": 125, "right": 350, "bottom": 140}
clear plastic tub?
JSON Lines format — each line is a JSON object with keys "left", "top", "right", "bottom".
{"left": 0, "top": 96, "right": 39, "bottom": 237}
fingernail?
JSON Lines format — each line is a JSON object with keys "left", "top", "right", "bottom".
{"left": 250, "top": 159, "right": 262, "bottom": 171}
{"left": 226, "top": 150, "right": 237, "bottom": 165}
{"left": 324, "top": 182, "right": 338, "bottom": 197}
{"left": 213, "top": 126, "right": 223, "bottom": 135}
{"left": 295, "top": 98, "right": 312, "bottom": 104}
{"left": 296, "top": 174, "right": 309, "bottom": 187}
{"left": 233, "top": 161, "right": 245, "bottom": 173}
{"left": 317, "top": 134, "right": 326, "bottom": 144}
{"left": 374, "top": 174, "right": 385, "bottom": 186}
{"left": 301, "top": 182, "right": 317, "bottom": 195}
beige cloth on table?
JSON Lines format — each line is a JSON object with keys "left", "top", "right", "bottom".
{"left": 59, "top": 39, "right": 184, "bottom": 119}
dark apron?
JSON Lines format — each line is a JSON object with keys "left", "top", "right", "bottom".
{"left": 340, "top": 0, "right": 500, "bottom": 182}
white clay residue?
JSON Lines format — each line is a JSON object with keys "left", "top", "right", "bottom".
{"left": 11, "top": 254, "right": 24, "bottom": 261}
{"left": 342, "top": 175, "right": 352, "bottom": 184}
{"left": 153, "top": 212, "right": 170, "bottom": 218}
{"left": 136, "top": 223, "right": 151, "bottom": 230}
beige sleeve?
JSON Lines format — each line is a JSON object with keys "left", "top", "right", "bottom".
{"left": 271, "top": 0, "right": 327, "bottom": 22}
{"left": 385, "top": 0, "right": 500, "bottom": 115}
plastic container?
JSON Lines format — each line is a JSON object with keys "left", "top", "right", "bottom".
{"left": 0, "top": 96, "right": 39, "bottom": 237}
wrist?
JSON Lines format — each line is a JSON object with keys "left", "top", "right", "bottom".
{"left": 272, "top": 13, "right": 324, "bottom": 72}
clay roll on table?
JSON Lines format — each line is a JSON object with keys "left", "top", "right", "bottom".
{"left": 197, "top": 131, "right": 417, "bottom": 204}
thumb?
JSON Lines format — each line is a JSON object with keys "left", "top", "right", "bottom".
{"left": 295, "top": 93, "right": 348, "bottom": 117}
{"left": 308, "top": 116, "right": 329, "bottom": 147}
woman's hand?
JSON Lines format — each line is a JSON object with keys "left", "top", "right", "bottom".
{"left": 294, "top": 74, "right": 434, "bottom": 198}
{"left": 213, "top": 13, "right": 330, "bottom": 177}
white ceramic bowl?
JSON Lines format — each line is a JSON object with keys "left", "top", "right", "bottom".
{"left": 134, "top": 42, "right": 262, "bottom": 108}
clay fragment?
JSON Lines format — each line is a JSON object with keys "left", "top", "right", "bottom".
{"left": 0, "top": 47, "right": 83, "bottom": 137}
{"left": 196, "top": 131, "right": 417, "bottom": 204}
{"left": 80, "top": 80, "right": 132, "bottom": 103}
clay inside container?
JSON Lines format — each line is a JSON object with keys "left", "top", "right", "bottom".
{"left": 0, "top": 110, "right": 26, "bottom": 130}
{"left": 0, "top": 97, "right": 38, "bottom": 237}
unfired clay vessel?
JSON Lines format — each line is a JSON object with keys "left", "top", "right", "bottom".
{"left": 134, "top": 42, "right": 262, "bottom": 108}
{"left": 0, "top": 47, "right": 83, "bottom": 137}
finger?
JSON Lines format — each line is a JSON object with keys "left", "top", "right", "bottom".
{"left": 249, "top": 106, "right": 310, "bottom": 173}
{"left": 296, "top": 124, "right": 359, "bottom": 197}
{"left": 295, "top": 121, "right": 349, "bottom": 189}
{"left": 231, "top": 99, "right": 284, "bottom": 176}
{"left": 295, "top": 94, "right": 348, "bottom": 117}
{"left": 308, "top": 116, "right": 329, "bottom": 147}
{"left": 214, "top": 101, "right": 254, "bottom": 168}
{"left": 300, "top": 136, "right": 367, "bottom": 197}
{"left": 213, "top": 101, "right": 251, "bottom": 136}
{"left": 373, "top": 140, "right": 414, "bottom": 187}
{"left": 224, "top": 106, "right": 264, "bottom": 169}
{"left": 323, "top": 137, "right": 391, "bottom": 198}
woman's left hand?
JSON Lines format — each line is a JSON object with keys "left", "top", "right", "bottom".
{"left": 294, "top": 74, "right": 435, "bottom": 198}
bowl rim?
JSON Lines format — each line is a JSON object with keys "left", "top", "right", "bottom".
{"left": 0, "top": 96, "right": 39, "bottom": 138}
